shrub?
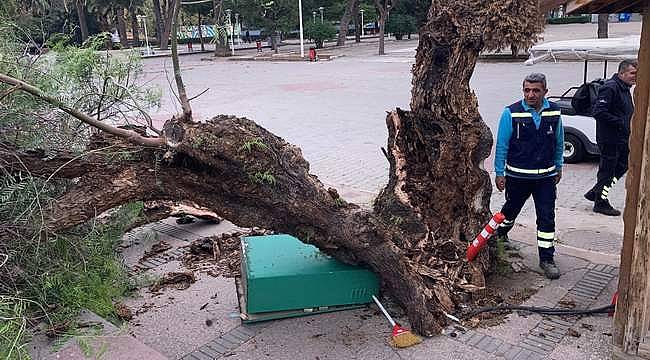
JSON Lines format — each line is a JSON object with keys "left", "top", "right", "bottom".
{"left": 386, "top": 14, "right": 417, "bottom": 40}
{"left": 305, "top": 22, "right": 337, "bottom": 49}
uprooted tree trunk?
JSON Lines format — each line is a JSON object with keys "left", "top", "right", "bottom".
{"left": 0, "top": 0, "right": 545, "bottom": 336}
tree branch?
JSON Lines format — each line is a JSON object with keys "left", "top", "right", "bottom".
{"left": 0, "top": 73, "right": 166, "bottom": 147}
{"left": 171, "top": 0, "right": 192, "bottom": 121}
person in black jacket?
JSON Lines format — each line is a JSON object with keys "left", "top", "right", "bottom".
{"left": 584, "top": 60, "right": 637, "bottom": 216}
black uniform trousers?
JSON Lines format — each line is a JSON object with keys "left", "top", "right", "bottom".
{"left": 497, "top": 176, "right": 557, "bottom": 262}
{"left": 592, "top": 142, "right": 629, "bottom": 202}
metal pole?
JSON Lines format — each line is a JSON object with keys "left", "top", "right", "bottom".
{"left": 312, "top": 11, "right": 316, "bottom": 23}
{"left": 319, "top": 6, "right": 323, "bottom": 23}
{"left": 298, "top": 0, "right": 304, "bottom": 57}
{"left": 139, "top": 16, "right": 151, "bottom": 55}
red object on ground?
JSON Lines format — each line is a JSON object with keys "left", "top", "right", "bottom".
{"left": 466, "top": 212, "right": 506, "bottom": 261}
{"left": 309, "top": 47, "right": 316, "bottom": 62}
{"left": 610, "top": 291, "right": 619, "bottom": 317}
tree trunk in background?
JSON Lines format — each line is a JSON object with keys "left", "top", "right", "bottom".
{"left": 337, "top": 0, "right": 358, "bottom": 46}
{"left": 116, "top": 7, "right": 130, "bottom": 48}
{"left": 159, "top": 0, "right": 177, "bottom": 50}
{"left": 198, "top": 13, "right": 205, "bottom": 51}
{"left": 130, "top": 7, "right": 140, "bottom": 45}
{"left": 153, "top": 0, "right": 164, "bottom": 45}
{"left": 598, "top": 14, "right": 609, "bottom": 39}
{"left": 75, "top": 0, "right": 89, "bottom": 42}
{"left": 353, "top": 1, "right": 361, "bottom": 43}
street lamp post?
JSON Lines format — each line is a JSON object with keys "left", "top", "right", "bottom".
{"left": 359, "top": 9, "right": 364, "bottom": 36}
{"left": 318, "top": 6, "right": 324, "bottom": 23}
{"left": 312, "top": 11, "right": 316, "bottom": 23}
{"left": 137, "top": 15, "right": 151, "bottom": 56}
{"left": 225, "top": 9, "right": 234, "bottom": 56}
{"left": 298, "top": 0, "right": 304, "bottom": 57}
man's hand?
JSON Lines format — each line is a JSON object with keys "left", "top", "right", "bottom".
{"left": 555, "top": 170, "right": 562, "bottom": 184}
{"left": 496, "top": 176, "right": 506, "bottom": 192}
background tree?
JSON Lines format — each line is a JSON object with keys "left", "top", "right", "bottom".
{"left": 306, "top": 21, "right": 336, "bottom": 48}
{"left": 598, "top": 13, "right": 609, "bottom": 38}
{"left": 238, "top": 0, "right": 297, "bottom": 53}
{"left": 336, "top": 0, "right": 358, "bottom": 46}
{"left": 183, "top": 1, "right": 213, "bottom": 51}
{"left": 373, "top": 0, "right": 395, "bottom": 55}
{"left": 386, "top": 13, "right": 415, "bottom": 40}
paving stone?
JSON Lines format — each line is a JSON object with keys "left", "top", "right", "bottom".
{"left": 536, "top": 329, "right": 564, "bottom": 341}
{"left": 483, "top": 337, "right": 502, "bottom": 353}
{"left": 467, "top": 332, "right": 486, "bottom": 346}
{"left": 586, "top": 263, "right": 596, "bottom": 270}
{"left": 525, "top": 334, "right": 557, "bottom": 348}
{"left": 518, "top": 340, "right": 550, "bottom": 355}
{"left": 189, "top": 350, "right": 215, "bottom": 360}
{"left": 206, "top": 341, "right": 229, "bottom": 354}
{"left": 544, "top": 318, "right": 573, "bottom": 328}
{"left": 608, "top": 267, "right": 620, "bottom": 275}
{"left": 494, "top": 342, "right": 514, "bottom": 357}
{"left": 212, "top": 337, "right": 236, "bottom": 349}
{"left": 503, "top": 345, "right": 523, "bottom": 360}
{"left": 139, "top": 260, "right": 156, "bottom": 269}
{"left": 592, "top": 264, "right": 606, "bottom": 272}
{"left": 585, "top": 272, "right": 614, "bottom": 282}
{"left": 580, "top": 278, "right": 610, "bottom": 288}
{"left": 198, "top": 345, "right": 222, "bottom": 358}
{"left": 227, "top": 329, "right": 251, "bottom": 341}
{"left": 576, "top": 281, "right": 607, "bottom": 292}
{"left": 571, "top": 289, "right": 599, "bottom": 300}
{"left": 454, "top": 329, "right": 474, "bottom": 343}
{"left": 236, "top": 325, "right": 258, "bottom": 337}
{"left": 475, "top": 336, "right": 495, "bottom": 353}
{"left": 220, "top": 333, "right": 244, "bottom": 346}
{"left": 572, "top": 286, "right": 601, "bottom": 297}
{"left": 182, "top": 354, "right": 201, "bottom": 360}
{"left": 513, "top": 349, "right": 539, "bottom": 360}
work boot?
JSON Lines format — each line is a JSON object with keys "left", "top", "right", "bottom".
{"left": 584, "top": 188, "right": 596, "bottom": 202}
{"left": 539, "top": 260, "right": 561, "bottom": 280}
{"left": 593, "top": 200, "right": 621, "bottom": 216}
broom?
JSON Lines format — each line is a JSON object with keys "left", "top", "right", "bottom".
{"left": 372, "top": 295, "right": 422, "bottom": 348}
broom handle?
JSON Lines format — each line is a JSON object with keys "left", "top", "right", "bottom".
{"left": 372, "top": 295, "right": 397, "bottom": 327}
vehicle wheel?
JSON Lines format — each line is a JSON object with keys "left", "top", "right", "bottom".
{"left": 564, "top": 133, "right": 585, "bottom": 163}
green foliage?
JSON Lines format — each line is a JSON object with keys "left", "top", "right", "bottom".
{"left": 386, "top": 14, "right": 416, "bottom": 40}
{"left": 305, "top": 22, "right": 337, "bottom": 48}
{"left": 389, "top": 215, "right": 404, "bottom": 225}
{"left": 239, "top": 138, "right": 268, "bottom": 153}
{"left": 250, "top": 171, "right": 277, "bottom": 186}
{"left": 0, "top": 297, "right": 30, "bottom": 359}
{"left": 0, "top": 22, "right": 160, "bottom": 152}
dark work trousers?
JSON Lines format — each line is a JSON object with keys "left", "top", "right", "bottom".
{"left": 592, "top": 143, "right": 629, "bottom": 202}
{"left": 497, "top": 176, "right": 557, "bottom": 262}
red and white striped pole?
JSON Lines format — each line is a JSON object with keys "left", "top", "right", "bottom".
{"left": 466, "top": 212, "right": 506, "bottom": 261}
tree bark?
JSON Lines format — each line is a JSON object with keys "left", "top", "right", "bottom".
{"left": 598, "top": 14, "right": 609, "bottom": 39}
{"left": 116, "top": 7, "right": 130, "bottom": 48}
{"left": 130, "top": 6, "right": 140, "bottom": 45}
{"left": 353, "top": 2, "right": 361, "bottom": 43}
{"left": 337, "top": 0, "right": 358, "bottom": 46}
{"left": 377, "top": 7, "right": 387, "bottom": 55}
{"left": 160, "top": 0, "right": 177, "bottom": 50}
{"left": 153, "top": 0, "right": 164, "bottom": 44}
{"left": 198, "top": 13, "right": 205, "bottom": 52}
{"left": 75, "top": 0, "right": 89, "bottom": 43}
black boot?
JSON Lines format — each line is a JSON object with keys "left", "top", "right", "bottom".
{"left": 584, "top": 188, "right": 596, "bottom": 202}
{"left": 539, "top": 260, "right": 561, "bottom": 279}
{"left": 593, "top": 199, "right": 621, "bottom": 216}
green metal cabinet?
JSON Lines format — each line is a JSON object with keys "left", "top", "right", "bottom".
{"left": 237, "top": 234, "right": 379, "bottom": 322}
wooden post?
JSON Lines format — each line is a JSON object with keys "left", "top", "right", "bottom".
{"left": 614, "top": 7, "right": 650, "bottom": 359}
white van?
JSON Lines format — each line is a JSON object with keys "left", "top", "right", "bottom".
{"left": 526, "top": 36, "right": 640, "bottom": 163}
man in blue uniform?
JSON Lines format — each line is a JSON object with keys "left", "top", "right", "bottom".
{"left": 494, "top": 73, "right": 564, "bottom": 280}
{"left": 584, "top": 60, "right": 637, "bottom": 216}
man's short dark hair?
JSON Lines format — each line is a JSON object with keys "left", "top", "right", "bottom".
{"left": 523, "top": 73, "right": 547, "bottom": 89}
{"left": 618, "top": 59, "right": 638, "bottom": 73}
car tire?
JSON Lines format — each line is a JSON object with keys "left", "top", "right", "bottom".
{"left": 564, "top": 133, "right": 585, "bottom": 163}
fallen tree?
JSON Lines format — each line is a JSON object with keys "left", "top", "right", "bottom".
{"left": 0, "top": 0, "right": 545, "bottom": 336}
